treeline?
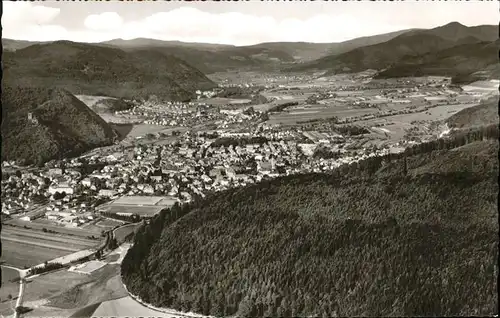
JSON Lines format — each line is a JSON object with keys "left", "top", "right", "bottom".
{"left": 211, "top": 136, "right": 269, "bottom": 148}
{"left": 268, "top": 102, "right": 299, "bottom": 113}
{"left": 29, "top": 262, "right": 64, "bottom": 275}
{"left": 313, "top": 148, "right": 342, "bottom": 160}
{"left": 334, "top": 125, "right": 370, "bottom": 136}
{"left": 100, "top": 211, "right": 141, "bottom": 223}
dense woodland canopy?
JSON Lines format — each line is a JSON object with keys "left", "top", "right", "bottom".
{"left": 122, "top": 124, "right": 499, "bottom": 317}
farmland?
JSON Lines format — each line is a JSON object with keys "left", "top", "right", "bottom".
{"left": 1, "top": 226, "right": 100, "bottom": 268}
{"left": 21, "top": 254, "right": 132, "bottom": 317}
{"left": 4, "top": 219, "right": 103, "bottom": 237}
{"left": 0, "top": 267, "right": 20, "bottom": 316}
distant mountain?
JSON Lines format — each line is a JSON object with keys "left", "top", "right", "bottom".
{"left": 1, "top": 85, "right": 118, "bottom": 165}
{"left": 102, "top": 38, "right": 233, "bottom": 50}
{"left": 374, "top": 40, "right": 499, "bottom": 82}
{"left": 100, "top": 39, "right": 296, "bottom": 74}
{"left": 249, "top": 29, "right": 418, "bottom": 61}
{"left": 403, "top": 22, "right": 498, "bottom": 43}
{"left": 288, "top": 33, "right": 458, "bottom": 74}
{"left": 287, "top": 22, "right": 498, "bottom": 75}
{"left": 3, "top": 41, "right": 216, "bottom": 101}
{"left": 2, "top": 38, "right": 45, "bottom": 51}
{"left": 100, "top": 30, "right": 416, "bottom": 72}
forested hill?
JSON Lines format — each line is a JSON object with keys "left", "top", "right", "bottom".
{"left": 3, "top": 41, "right": 216, "bottom": 101}
{"left": 122, "top": 129, "right": 498, "bottom": 317}
{"left": 1, "top": 86, "right": 118, "bottom": 165}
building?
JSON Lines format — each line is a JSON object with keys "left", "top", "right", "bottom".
{"left": 48, "top": 184, "right": 74, "bottom": 195}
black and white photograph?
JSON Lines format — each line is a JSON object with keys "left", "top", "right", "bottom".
{"left": 0, "top": 1, "right": 498, "bottom": 317}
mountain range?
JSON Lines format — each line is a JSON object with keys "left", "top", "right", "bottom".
{"left": 3, "top": 22, "right": 496, "bottom": 81}
{"left": 286, "top": 22, "right": 498, "bottom": 80}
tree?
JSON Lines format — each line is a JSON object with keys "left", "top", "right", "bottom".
{"left": 53, "top": 191, "right": 66, "bottom": 200}
{"left": 237, "top": 296, "right": 254, "bottom": 317}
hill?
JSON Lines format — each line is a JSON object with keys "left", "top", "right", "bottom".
{"left": 404, "top": 22, "right": 498, "bottom": 43}
{"left": 287, "top": 22, "right": 497, "bottom": 75}
{"left": 101, "top": 29, "right": 414, "bottom": 73}
{"left": 446, "top": 97, "right": 499, "bottom": 129}
{"left": 1, "top": 85, "right": 118, "bottom": 165}
{"left": 246, "top": 29, "right": 415, "bottom": 62}
{"left": 1, "top": 38, "right": 46, "bottom": 51}
{"left": 122, "top": 136, "right": 498, "bottom": 317}
{"left": 374, "top": 40, "right": 499, "bottom": 81}
{"left": 289, "top": 33, "right": 457, "bottom": 74}
{"left": 3, "top": 41, "right": 217, "bottom": 101}
{"left": 100, "top": 39, "right": 296, "bottom": 74}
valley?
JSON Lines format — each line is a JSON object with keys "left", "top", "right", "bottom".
{"left": 1, "top": 11, "right": 498, "bottom": 318}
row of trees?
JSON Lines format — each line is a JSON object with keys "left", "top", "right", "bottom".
{"left": 268, "top": 102, "right": 299, "bottom": 113}
{"left": 101, "top": 211, "right": 142, "bottom": 223}
{"left": 29, "top": 262, "right": 64, "bottom": 275}
{"left": 211, "top": 136, "right": 270, "bottom": 148}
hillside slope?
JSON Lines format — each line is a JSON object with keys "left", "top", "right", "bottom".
{"left": 246, "top": 29, "right": 416, "bottom": 62}
{"left": 1, "top": 86, "right": 118, "bottom": 165}
{"left": 101, "top": 39, "right": 295, "bottom": 74}
{"left": 3, "top": 41, "right": 216, "bottom": 101}
{"left": 288, "top": 22, "right": 497, "bottom": 75}
{"left": 122, "top": 139, "right": 498, "bottom": 317}
{"left": 288, "top": 33, "right": 457, "bottom": 74}
{"left": 374, "top": 40, "right": 499, "bottom": 81}
{"left": 446, "top": 97, "right": 499, "bottom": 129}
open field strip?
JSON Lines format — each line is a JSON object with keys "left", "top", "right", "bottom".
{"left": 1, "top": 236, "right": 80, "bottom": 253}
{"left": 1, "top": 228, "right": 97, "bottom": 247}
{"left": 4, "top": 220, "right": 102, "bottom": 237}
{"left": 0, "top": 241, "right": 70, "bottom": 268}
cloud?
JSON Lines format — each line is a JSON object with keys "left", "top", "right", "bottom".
{"left": 2, "top": 3, "right": 498, "bottom": 45}
{"left": 84, "top": 12, "right": 123, "bottom": 31}
{"left": 2, "top": 2, "right": 61, "bottom": 25}
{"left": 1, "top": 2, "right": 68, "bottom": 42}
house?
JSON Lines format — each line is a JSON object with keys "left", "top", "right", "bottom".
{"left": 81, "top": 178, "right": 92, "bottom": 187}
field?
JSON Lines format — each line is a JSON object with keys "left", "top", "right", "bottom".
{"left": 352, "top": 102, "right": 481, "bottom": 141}
{"left": 104, "top": 205, "right": 164, "bottom": 217}
{"left": 100, "top": 195, "right": 179, "bottom": 217}
{"left": 23, "top": 264, "right": 127, "bottom": 317}
{"left": 5, "top": 219, "right": 102, "bottom": 237}
{"left": 1, "top": 226, "right": 100, "bottom": 268}
{"left": 92, "top": 296, "right": 181, "bottom": 318}
{"left": 203, "top": 97, "right": 252, "bottom": 105}
{"left": 0, "top": 267, "right": 20, "bottom": 316}
{"left": 268, "top": 105, "right": 377, "bottom": 125}
{"left": 113, "top": 195, "right": 166, "bottom": 205}
{"left": 69, "top": 261, "right": 107, "bottom": 275}
{"left": 114, "top": 224, "right": 141, "bottom": 243}
{"left": 96, "top": 218, "right": 124, "bottom": 227}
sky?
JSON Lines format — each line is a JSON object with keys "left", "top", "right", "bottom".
{"left": 2, "top": 1, "right": 498, "bottom": 46}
